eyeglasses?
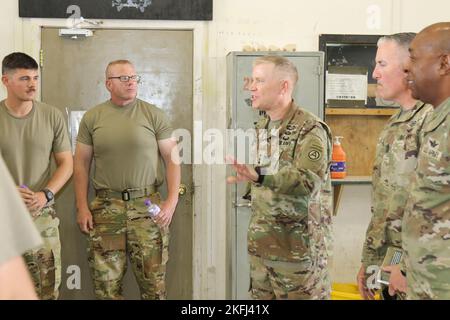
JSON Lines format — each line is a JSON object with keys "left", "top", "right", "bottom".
{"left": 108, "top": 75, "right": 141, "bottom": 83}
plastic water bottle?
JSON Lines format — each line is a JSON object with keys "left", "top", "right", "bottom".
{"left": 144, "top": 199, "right": 161, "bottom": 218}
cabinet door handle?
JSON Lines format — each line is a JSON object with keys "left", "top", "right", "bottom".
{"left": 233, "top": 201, "right": 251, "bottom": 208}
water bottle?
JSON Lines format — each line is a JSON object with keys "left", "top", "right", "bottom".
{"left": 144, "top": 199, "right": 161, "bottom": 218}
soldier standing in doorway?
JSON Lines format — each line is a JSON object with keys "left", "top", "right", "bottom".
{"left": 74, "top": 59, "right": 180, "bottom": 299}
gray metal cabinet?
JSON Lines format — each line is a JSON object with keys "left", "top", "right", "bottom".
{"left": 226, "top": 51, "right": 324, "bottom": 299}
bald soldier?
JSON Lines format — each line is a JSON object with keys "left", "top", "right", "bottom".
{"left": 357, "top": 33, "right": 433, "bottom": 300}
{"left": 402, "top": 22, "right": 450, "bottom": 299}
{"left": 227, "top": 55, "right": 332, "bottom": 299}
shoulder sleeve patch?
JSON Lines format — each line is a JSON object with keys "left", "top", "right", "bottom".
{"left": 308, "top": 148, "right": 322, "bottom": 162}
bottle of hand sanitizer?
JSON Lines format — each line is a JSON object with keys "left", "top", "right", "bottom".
{"left": 330, "top": 136, "right": 346, "bottom": 179}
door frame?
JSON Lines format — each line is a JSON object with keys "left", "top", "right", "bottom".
{"left": 24, "top": 18, "right": 219, "bottom": 298}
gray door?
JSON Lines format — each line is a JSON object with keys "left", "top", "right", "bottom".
{"left": 41, "top": 28, "right": 193, "bottom": 299}
{"left": 226, "top": 52, "right": 324, "bottom": 299}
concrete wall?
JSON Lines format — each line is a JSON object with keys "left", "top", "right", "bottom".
{"left": 1, "top": 0, "right": 449, "bottom": 298}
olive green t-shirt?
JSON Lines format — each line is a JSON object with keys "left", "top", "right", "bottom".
{"left": 77, "top": 99, "right": 173, "bottom": 191}
{"left": 0, "top": 100, "right": 71, "bottom": 191}
{"left": 267, "top": 119, "right": 282, "bottom": 132}
{"left": 0, "top": 155, "right": 42, "bottom": 265}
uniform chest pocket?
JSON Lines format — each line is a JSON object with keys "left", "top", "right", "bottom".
{"left": 279, "top": 132, "right": 300, "bottom": 162}
{"left": 419, "top": 139, "right": 449, "bottom": 188}
{"left": 380, "top": 139, "right": 404, "bottom": 177}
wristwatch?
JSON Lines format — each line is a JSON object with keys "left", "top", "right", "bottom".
{"left": 41, "top": 188, "right": 54, "bottom": 204}
{"left": 254, "top": 166, "right": 265, "bottom": 184}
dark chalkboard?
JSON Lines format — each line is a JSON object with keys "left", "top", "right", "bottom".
{"left": 19, "top": 0, "right": 213, "bottom": 21}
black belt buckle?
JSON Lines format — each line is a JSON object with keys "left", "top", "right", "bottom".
{"left": 122, "top": 189, "right": 131, "bottom": 201}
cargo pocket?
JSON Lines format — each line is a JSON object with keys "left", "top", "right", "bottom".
{"left": 88, "top": 230, "right": 127, "bottom": 282}
{"left": 142, "top": 251, "right": 162, "bottom": 280}
{"left": 101, "top": 233, "right": 127, "bottom": 251}
{"left": 23, "top": 252, "right": 41, "bottom": 294}
{"left": 142, "top": 226, "right": 169, "bottom": 280}
{"left": 24, "top": 247, "right": 57, "bottom": 299}
{"left": 38, "top": 248, "right": 57, "bottom": 299}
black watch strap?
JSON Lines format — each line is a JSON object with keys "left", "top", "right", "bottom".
{"left": 42, "top": 188, "right": 54, "bottom": 203}
{"left": 254, "top": 167, "right": 265, "bottom": 184}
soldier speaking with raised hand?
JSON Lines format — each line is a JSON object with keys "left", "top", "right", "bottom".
{"left": 227, "top": 55, "right": 333, "bottom": 300}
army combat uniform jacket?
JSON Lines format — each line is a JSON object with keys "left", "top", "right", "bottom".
{"left": 248, "top": 101, "right": 333, "bottom": 271}
{"left": 361, "top": 101, "right": 433, "bottom": 268}
{"left": 403, "top": 97, "right": 450, "bottom": 299}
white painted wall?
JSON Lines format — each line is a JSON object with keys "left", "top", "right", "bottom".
{"left": 1, "top": 0, "right": 449, "bottom": 298}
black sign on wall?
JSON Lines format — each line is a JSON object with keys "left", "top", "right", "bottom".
{"left": 19, "top": 0, "right": 213, "bottom": 21}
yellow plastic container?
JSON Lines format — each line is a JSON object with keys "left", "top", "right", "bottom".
{"left": 331, "top": 283, "right": 380, "bottom": 300}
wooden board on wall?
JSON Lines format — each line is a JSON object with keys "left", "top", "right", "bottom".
{"left": 19, "top": 0, "right": 213, "bottom": 20}
{"left": 325, "top": 115, "right": 391, "bottom": 176}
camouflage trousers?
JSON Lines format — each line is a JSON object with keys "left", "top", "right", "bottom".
{"left": 23, "top": 206, "right": 61, "bottom": 300}
{"left": 87, "top": 193, "right": 169, "bottom": 300}
{"left": 249, "top": 255, "right": 330, "bottom": 300}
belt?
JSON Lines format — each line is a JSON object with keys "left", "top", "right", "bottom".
{"left": 95, "top": 186, "right": 157, "bottom": 201}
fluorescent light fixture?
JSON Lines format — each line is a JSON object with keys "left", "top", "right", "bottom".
{"left": 58, "top": 28, "right": 93, "bottom": 39}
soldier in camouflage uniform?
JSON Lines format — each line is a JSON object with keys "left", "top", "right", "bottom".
{"left": 228, "top": 55, "right": 332, "bottom": 299}
{"left": 357, "top": 33, "right": 433, "bottom": 300}
{"left": 402, "top": 22, "right": 450, "bottom": 299}
{"left": 74, "top": 60, "right": 180, "bottom": 299}
{"left": 0, "top": 52, "right": 73, "bottom": 299}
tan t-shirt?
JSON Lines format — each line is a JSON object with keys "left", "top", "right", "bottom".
{"left": 0, "top": 100, "right": 71, "bottom": 191}
{"left": 0, "top": 155, "right": 42, "bottom": 265}
{"left": 77, "top": 99, "right": 173, "bottom": 191}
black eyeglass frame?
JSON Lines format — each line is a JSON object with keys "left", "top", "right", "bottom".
{"left": 108, "top": 75, "right": 141, "bottom": 83}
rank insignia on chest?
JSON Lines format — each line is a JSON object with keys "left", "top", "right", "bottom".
{"left": 429, "top": 139, "right": 439, "bottom": 148}
{"left": 422, "top": 139, "right": 442, "bottom": 161}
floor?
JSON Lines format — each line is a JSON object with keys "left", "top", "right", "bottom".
{"left": 330, "top": 185, "right": 372, "bottom": 284}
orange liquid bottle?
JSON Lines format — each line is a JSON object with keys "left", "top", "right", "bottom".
{"left": 331, "top": 136, "right": 346, "bottom": 179}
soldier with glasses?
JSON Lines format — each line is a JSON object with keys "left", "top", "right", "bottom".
{"left": 74, "top": 59, "right": 180, "bottom": 299}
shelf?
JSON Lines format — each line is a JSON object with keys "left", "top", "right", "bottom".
{"left": 332, "top": 175, "right": 372, "bottom": 185}
{"left": 325, "top": 108, "right": 398, "bottom": 116}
